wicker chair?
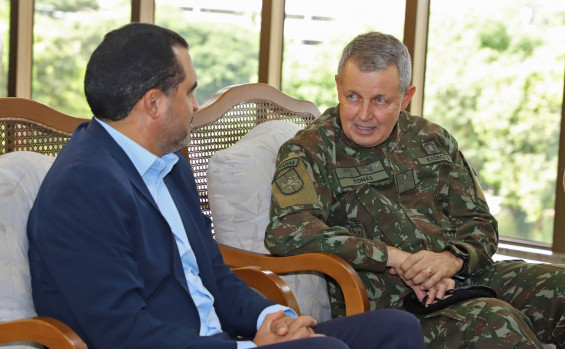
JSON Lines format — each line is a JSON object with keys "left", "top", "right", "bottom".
{"left": 191, "top": 83, "right": 368, "bottom": 319}
{"left": 0, "top": 98, "right": 87, "bottom": 348}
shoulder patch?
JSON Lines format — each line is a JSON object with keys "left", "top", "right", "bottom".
{"left": 275, "top": 157, "right": 299, "bottom": 176}
{"left": 272, "top": 157, "right": 318, "bottom": 208}
{"left": 275, "top": 169, "right": 303, "bottom": 194}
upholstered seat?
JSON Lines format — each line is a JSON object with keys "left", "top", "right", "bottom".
{"left": 0, "top": 151, "right": 86, "bottom": 349}
{"left": 208, "top": 120, "right": 333, "bottom": 321}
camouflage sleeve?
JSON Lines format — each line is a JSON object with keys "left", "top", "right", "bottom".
{"left": 443, "top": 135, "right": 498, "bottom": 275}
{"left": 265, "top": 141, "right": 388, "bottom": 273}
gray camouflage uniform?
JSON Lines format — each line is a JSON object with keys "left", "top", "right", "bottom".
{"left": 266, "top": 106, "right": 565, "bottom": 348}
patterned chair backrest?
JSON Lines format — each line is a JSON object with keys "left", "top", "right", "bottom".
{"left": 0, "top": 98, "right": 87, "bottom": 157}
{"left": 189, "top": 83, "right": 320, "bottom": 217}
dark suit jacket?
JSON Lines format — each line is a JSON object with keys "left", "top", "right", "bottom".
{"left": 27, "top": 119, "right": 274, "bottom": 348}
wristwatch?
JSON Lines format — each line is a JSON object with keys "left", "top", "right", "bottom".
{"left": 445, "top": 244, "right": 470, "bottom": 275}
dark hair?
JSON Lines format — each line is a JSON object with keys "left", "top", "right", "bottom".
{"left": 337, "top": 32, "right": 412, "bottom": 92}
{"left": 84, "top": 23, "right": 189, "bottom": 121}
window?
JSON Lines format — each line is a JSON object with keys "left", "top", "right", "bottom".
{"left": 0, "top": 0, "right": 9, "bottom": 97}
{"left": 155, "top": 0, "right": 262, "bottom": 105}
{"left": 32, "top": 0, "right": 130, "bottom": 117}
{"left": 282, "top": 0, "right": 406, "bottom": 111}
{"left": 425, "top": 0, "right": 565, "bottom": 245}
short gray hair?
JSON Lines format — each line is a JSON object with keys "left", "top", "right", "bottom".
{"left": 337, "top": 32, "right": 412, "bottom": 92}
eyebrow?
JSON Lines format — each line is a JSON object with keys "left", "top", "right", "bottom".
{"left": 189, "top": 81, "right": 198, "bottom": 92}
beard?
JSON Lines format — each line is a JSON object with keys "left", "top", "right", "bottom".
{"left": 161, "top": 108, "right": 192, "bottom": 155}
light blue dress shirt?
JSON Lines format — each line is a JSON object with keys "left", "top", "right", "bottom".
{"left": 96, "top": 118, "right": 295, "bottom": 348}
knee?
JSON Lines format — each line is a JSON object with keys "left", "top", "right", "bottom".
{"left": 473, "top": 298, "right": 540, "bottom": 346}
{"left": 379, "top": 309, "right": 423, "bottom": 335}
{"left": 367, "top": 309, "right": 425, "bottom": 348}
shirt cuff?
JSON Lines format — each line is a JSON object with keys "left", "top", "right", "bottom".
{"left": 257, "top": 304, "right": 298, "bottom": 330}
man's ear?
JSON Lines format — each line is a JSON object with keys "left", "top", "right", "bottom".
{"left": 335, "top": 74, "right": 342, "bottom": 102}
{"left": 142, "top": 89, "right": 164, "bottom": 120}
{"left": 401, "top": 85, "right": 416, "bottom": 110}
{"left": 335, "top": 74, "right": 340, "bottom": 91}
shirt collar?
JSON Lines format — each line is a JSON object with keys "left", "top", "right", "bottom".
{"left": 94, "top": 117, "right": 179, "bottom": 178}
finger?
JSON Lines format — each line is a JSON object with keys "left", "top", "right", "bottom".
{"left": 266, "top": 311, "right": 288, "bottom": 335}
{"left": 404, "top": 258, "right": 433, "bottom": 281}
{"left": 265, "top": 310, "right": 285, "bottom": 326}
{"left": 399, "top": 253, "right": 423, "bottom": 274}
{"left": 405, "top": 281, "right": 428, "bottom": 302}
{"left": 286, "top": 316, "right": 317, "bottom": 337}
{"left": 289, "top": 326, "right": 316, "bottom": 340}
{"left": 425, "top": 288, "right": 437, "bottom": 307}
{"left": 420, "top": 265, "right": 455, "bottom": 289}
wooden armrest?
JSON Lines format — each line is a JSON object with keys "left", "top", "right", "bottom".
{"left": 0, "top": 316, "right": 87, "bottom": 349}
{"left": 219, "top": 244, "right": 369, "bottom": 316}
{"left": 232, "top": 266, "right": 301, "bottom": 315}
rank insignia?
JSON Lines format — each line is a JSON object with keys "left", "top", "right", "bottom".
{"left": 395, "top": 169, "right": 417, "bottom": 194}
{"left": 422, "top": 141, "right": 439, "bottom": 155}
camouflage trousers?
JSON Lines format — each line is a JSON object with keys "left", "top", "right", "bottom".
{"left": 330, "top": 260, "right": 565, "bottom": 348}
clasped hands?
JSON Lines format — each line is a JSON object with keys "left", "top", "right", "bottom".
{"left": 388, "top": 248, "right": 463, "bottom": 307}
{"left": 253, "top": 310, "right": 324, "bottom": 346}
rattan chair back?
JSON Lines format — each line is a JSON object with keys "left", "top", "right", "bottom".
{"left": 0, "top": 98, "right": 87, "bottom": 156}
{"left": 189, "top": 83, "right": 321, "bottom": 217}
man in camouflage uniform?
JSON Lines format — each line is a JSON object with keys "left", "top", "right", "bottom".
{"left": 265, "top": 32, "right": 565, "bottom": 348}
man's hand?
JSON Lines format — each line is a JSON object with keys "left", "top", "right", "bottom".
{"left": 396, "top": 249, "right": 461, "bottom": 290}
{"left": 253, "top": 310, "right": 323, "bottom": 346}
{"left": 387, "top": 247, "right": 457, "bottom": 305}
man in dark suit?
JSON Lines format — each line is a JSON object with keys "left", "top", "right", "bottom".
{"left": 27, "top": 23, "right": 425, "bottom": 348}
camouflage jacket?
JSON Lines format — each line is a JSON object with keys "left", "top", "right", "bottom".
{"left": 265, "top": 106, "right": 498, "bottom": 309}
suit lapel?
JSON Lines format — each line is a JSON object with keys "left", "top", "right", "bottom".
{"left": 86, "top": 119, "right": 193, "bottom": 295}
{"left": 165, "top": 162, "right": 216, "bottom": 291}
{"left": 86, "top": 119, "right": 160, "bottom": 212}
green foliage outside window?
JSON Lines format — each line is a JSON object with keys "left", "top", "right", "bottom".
{"left": 4, "top": 0, "right": 564, "bottom": 244}
{"left": 155, "top": 3, "right": 259, "bottom": 105}
{"left": 0, "top": 0, "right": 9, "bottom": 97}
{"left": 423, "top": 2, "right": 565, "bottom": 243}
{"left": 31, "top": 0, "right": 129, "bottom": 118}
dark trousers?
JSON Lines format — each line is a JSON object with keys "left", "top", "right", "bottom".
{"left": 258, "top": 309, "right": 425, "bottom": 349}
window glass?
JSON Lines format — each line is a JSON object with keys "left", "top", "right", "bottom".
{"left": 425, "top": 0, "right": 565, "bottom": 244}
{"left": 282, "top": 0, "right": 406, "bottom": 111}
{"left": 155, "top": 0, "right": 262, "bottom": 105}
{"left": 0, "top": 0, "right": 9, "bottom": 96}
{"left": 32, "top": 0, "right": 130, "bottom": 117}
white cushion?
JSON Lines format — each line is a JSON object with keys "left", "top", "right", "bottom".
{"left": 208, "top": 120, "right": 332, "bottom": 321}
{"left": 0, "top": 151, "right": 55, "bottom": 326}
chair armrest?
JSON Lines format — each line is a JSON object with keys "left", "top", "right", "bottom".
{"left": 0, "top": 316, "right": 87, "bottom": 349}
{"left": 232, "top": 266, "right": 301, "bottom": 315}
{"left": 219, "top": 244, "right": 369, "bottom": 316}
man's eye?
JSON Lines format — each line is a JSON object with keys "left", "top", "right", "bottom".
{"left": 347, "top": 94, "right": 358, "bottom": 101}
{"left": 375, "top": 97, "right": 385, "bottom": 104}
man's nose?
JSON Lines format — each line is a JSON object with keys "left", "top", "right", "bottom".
{"left": 192, "top": 95, "right": 199, "bottom": 112}
{"left": 358, "top": 102, "right": 372, "bottom": 121}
